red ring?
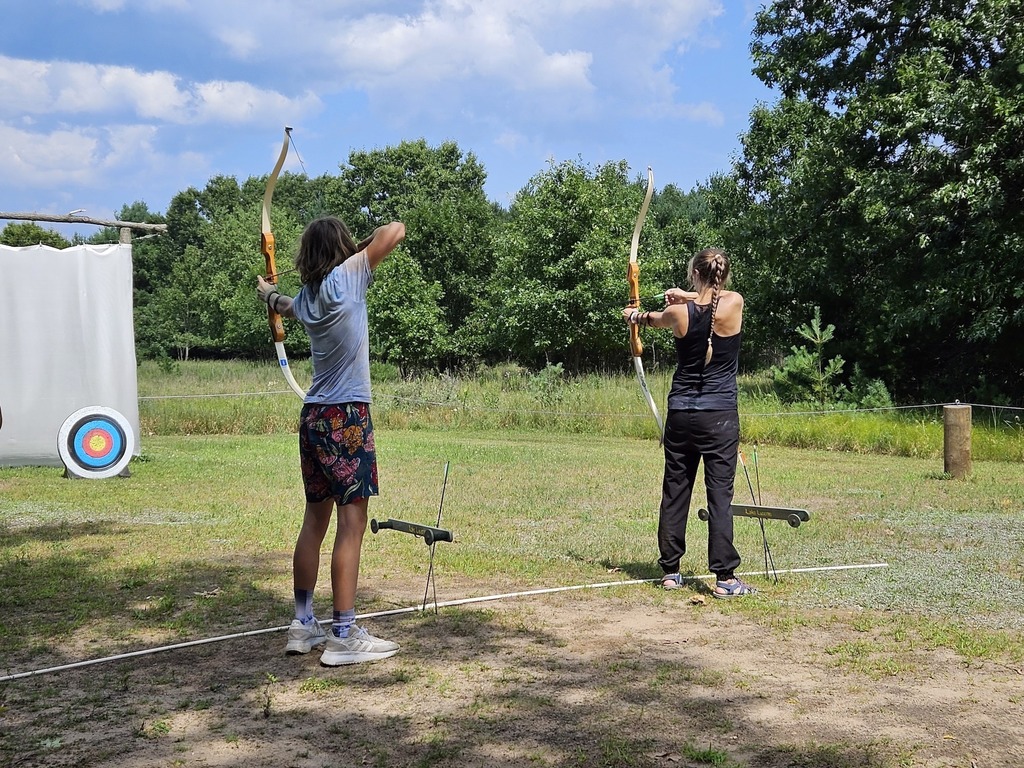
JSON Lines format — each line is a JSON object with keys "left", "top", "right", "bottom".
{"left": 82, "top": 428, "right": 114, "bottom": 458}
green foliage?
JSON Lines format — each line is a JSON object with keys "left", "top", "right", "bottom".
{"left": 341, "top": 139, "right": 496, "bottom": 367}
{"left": 727, "top": 0, "right": 1024, "bottom": 401}
{"left": 366, "top": 250, "right": 448, "bottom": 370}
{"left": 161, "top": 244, "right": 215, "bottom": 359}
{"left": 113, "top": 138, "right": 712, "bottom": 382}
{"left": 843, "top": 364, "right": 895, "bottom": 410}
{"left": 0, "top": 222, "right": 71, "bottom": 248}
{"left": 104, "top": 73, "right": 1020, "bottom": 404}
{"left": 214, "top": 202, "right": 305, "bottom": 358}
{"left": 771, "top": 307, "right": 845, "bottom": 407}
{"left": 653, "top": 184, "right": 723, "bottom": 287}
{"left": 155, "top": 350, "right": 180, "bottom": 375}
{"left": 772, "top": 345, "right": 838, "bottom": 407}
{"left": 131, "top": 139, "right": 508, "bottom": 369}
{"left": 487, "top": 158, "right": 679, "bottom": 372}
{"left": 370, "top": 360, "right": 402, "bottom": 382}
{"left": 771, "top": 307, "right": 895, "bottom": 409}
{"left": 526, "top": 362, "right": 572, "bottom": 406}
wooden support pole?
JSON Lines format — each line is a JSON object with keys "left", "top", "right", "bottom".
{"left": 943, "top": 404, "right": 972, "bottom": 479}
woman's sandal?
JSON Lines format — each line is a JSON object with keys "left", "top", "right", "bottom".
{"left": 713, "top": 577, "right": 757, "bottom": 599}
{"left": 661, "top": 573, "right": 683, "bottom": 590}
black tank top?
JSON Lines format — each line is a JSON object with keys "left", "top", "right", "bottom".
{"left": 667, "top": 302, "right": 741, "bottom": 411}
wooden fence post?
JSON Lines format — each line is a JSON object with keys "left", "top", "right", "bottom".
{"left": 943, "top": 403, "right": 972, "bottom": 479}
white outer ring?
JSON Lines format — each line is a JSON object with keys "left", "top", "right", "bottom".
{"left": 56, "top": 406, "right": 135, "bottom": 479}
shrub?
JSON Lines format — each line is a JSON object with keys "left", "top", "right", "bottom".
{"left": 771, "top": 307, "right": 892, "bottom": 410}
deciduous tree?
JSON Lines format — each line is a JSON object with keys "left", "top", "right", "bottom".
{"left": 728, "top": 0, "right": 1023, "bottom": 401}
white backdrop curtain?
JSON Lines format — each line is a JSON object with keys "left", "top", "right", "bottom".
{"left": 0, "top": 243, "right": 140, "bottom": 467}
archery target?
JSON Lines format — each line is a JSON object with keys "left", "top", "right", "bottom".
{"left": 57, "top": 406, "right": 135, "bottom": 479}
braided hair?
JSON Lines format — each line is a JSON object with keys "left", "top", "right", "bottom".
{"left": 687, "top": 248, "right": 730, "bottom": 365}
{"left": 295, "top": 216, "right": 360, "bottom": 296}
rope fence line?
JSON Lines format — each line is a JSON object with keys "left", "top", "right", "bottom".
{"left": 138, "top": 390, "right": 1024, "bottom": 419}
{"left": 139, "top": 391, "right": 293, "bottom": 400}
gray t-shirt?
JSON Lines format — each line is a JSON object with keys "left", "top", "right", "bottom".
{"left": 290, "top": 251, "right": 373, "bottom": 404}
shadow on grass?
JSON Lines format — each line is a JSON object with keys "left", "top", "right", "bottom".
{"left": 0, "top": 519, "right": 293, "bottom": 669}
{"left": 0, "top": 523, "right": 970, "bottom": 768}
{"left": 0, "top": 603, "right": 915, "bottom": 768}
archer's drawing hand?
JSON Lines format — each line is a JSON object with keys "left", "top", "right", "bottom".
{"left": 664, "top": 288, "right": 697, "bottom": 305}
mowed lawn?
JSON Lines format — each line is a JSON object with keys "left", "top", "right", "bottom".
{"left": 2, "top": 427, "right": 1022, "bottom": 668}
{"left": 2, "top": 426, "right": 1023, "bottom": 767}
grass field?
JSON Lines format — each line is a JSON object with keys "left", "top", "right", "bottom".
{"left": 3, "top": 428, "right": 1022, "bottom": 656}
{"left": 1, "top": 361, "right": 1022, "bottom": 766}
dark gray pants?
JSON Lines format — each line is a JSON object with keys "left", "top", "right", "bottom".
{"left": 658, "top": 409, "right": 741, "bottom": 579}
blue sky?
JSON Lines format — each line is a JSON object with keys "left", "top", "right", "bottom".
{"left": 1, "top": 1, "right": 774, "bottom": 236}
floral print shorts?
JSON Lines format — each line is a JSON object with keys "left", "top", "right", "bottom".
{"left": 299, "top": 403, "right": 379, "bottom": 505}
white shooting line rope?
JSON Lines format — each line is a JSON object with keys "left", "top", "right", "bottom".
{"left": 0, "top": 562, "right": 888, "bottom": 683}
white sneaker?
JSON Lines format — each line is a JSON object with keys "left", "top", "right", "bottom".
{"left": 285, "top": 618, "right": 327, "bottom": 654}
{"left": 320, "top": 625, "right": 399, "bottom": 666}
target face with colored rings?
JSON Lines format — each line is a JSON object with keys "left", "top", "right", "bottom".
{"left": 57, "top": 406, "right": 135, "bottom": 479}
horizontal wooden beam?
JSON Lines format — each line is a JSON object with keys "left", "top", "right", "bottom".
{"left": 0, "top": 211, "right": 167, "bottom": 233}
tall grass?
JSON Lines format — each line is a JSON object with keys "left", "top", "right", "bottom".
{"left": 137, "top": 360, "right": 1024, "bottom": 462}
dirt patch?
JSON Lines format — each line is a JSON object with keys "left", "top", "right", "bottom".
{"left": 2, "top": 586, "right": 1022, "bottom": 768}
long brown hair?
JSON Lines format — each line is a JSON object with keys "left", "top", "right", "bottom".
{"left": 294, "top": 216, "right": 359, "bottom": 293}
{"left": 687, "top": 248, "right": 730, "bottom": 364}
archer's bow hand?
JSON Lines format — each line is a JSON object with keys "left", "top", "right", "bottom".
{"left": 256, "top": 275, "right": 276, "bottom": 304}
{"left": 257, "top": 275, "right": 294, "bottom": 316}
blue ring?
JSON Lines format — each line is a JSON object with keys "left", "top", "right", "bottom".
{"left": 71, "top": 418, "right": 125, "bottom": 469}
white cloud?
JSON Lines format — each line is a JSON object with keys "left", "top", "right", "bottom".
{"left": 53, "top": 66, "right": 187, "bottom": 118}
{"left": 675, "top": 101, "right": 725, "bottom": 126}
{"left": 0, "top": 56, "right": 321, "bottom": 125}
{"left": 217, "top": 28, "right": 261, "bottom": 59}
{"left": 3, "top": 0, "right": 748, "bottom": 216}
{"left": 0, "top": 121, "right": 205, "bottom": 192}
{"left": 325, "top": 5, "right": 594, "bottom": 94}
{"left": 192, "top": 81, "right": 315, "bottom": 123}
{"left": 0, "top": 123, "right": 100, "bottom": 187}
{"left": 260, "top": 1, "right": 721, "bottom": 124}
{"left": 53, "top": 2, "right": 728, "bottom": 128}
{"left": 98, "top": 124, "right": 161, "bottom": 170}
{"left": 0, "top": 58, "right": 54, "bottom": 115}
{"left": 494, "top": 129, "right": 526, "bottom": 151}
{"left": 153, "top": 2, "right": 715, "bottom": 92}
